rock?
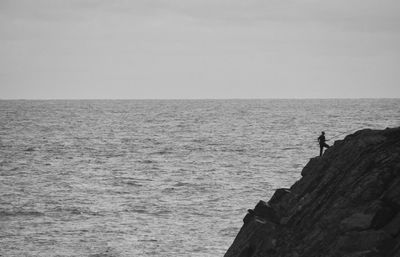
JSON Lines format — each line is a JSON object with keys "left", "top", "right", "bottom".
{"left": 335, "top": 230, "right": 393, "bottom": 253}
{"left": 300, "top": 157, "right": 325, "bottom": 177}
{"left": 340, "top": 213, "right": 374, "bottom": 232}
{"left": 224, "top": 218, "right": 277, "bottom": 257}
{"left": 370, "top": 200, "right": 399, "bottom": 229}
{"left": 224, "top": 127, "right": 400, "bottom": 257}
{"left": 269, "top": 188, "right": 291, "bottom": 205}
{"left": 243, "top": 209, "right": 255, "bottom": 224}
{"left": 269, "top": 188, "right": 297, "bottom": 219}
{"left": 237, "top": 245, "right": 255, "bottom": 257}
{"left": 383, "top": 212, "right": 400, "bottom": 237}
{"left": 382, "top": 177, "right": 400, "bottom": 207}
{"left": 253, "top": 200, "right": 280, "bottom": 224}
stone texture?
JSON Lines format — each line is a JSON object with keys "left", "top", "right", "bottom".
{"left": 253, "top": 200, "right": 279, "bottom": 224}
{"left": 340, "top": 213, "right": 374, "bottom": 232}
{"left": 383, "top": 213, "right": 400, "bottom": 237}
{"left": 224, "top": 127, "right": 400, "bottom": 257}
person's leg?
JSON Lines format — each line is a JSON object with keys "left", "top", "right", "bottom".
{"left": 320, "top": 145, "right": 323, "bottom": 156}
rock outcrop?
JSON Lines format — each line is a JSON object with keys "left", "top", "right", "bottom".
{"left": 224, "top": 127, "right": 400, "bottom": 257}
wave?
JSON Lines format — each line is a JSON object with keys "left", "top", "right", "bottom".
{"left": 173, "top": 181, "right": 195, "bottom": 187}
{"left": 50, "top": 206, "right": 102, "bottom": 216}
{"left": 0, "top": 210, "right": 44, "bottom": 217}
{"left": 151, "top": 149, "right": 173, "bottom": 155}
{"left": 139, "top": 159, "right": 156, "bottom": 164}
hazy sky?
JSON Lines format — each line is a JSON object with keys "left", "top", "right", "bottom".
{"left": 1, "top": 0, "right": 400, "bottom": 99}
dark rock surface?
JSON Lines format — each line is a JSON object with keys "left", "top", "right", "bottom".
{"left": 224, "top": 127, "right": 400, "bottom": 257}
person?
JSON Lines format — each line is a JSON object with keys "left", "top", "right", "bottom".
{"left": 318, "top": 131, "right": 330, "bottom": 156}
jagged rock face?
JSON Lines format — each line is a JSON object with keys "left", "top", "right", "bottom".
{"left": 224, "top": 128, "right": 400, "bottom": 257}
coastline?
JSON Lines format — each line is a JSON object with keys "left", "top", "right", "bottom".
{"left": 224, "top": 127, "right": 400, "bottom": 257}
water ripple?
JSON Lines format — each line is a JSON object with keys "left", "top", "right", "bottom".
{"left": 0, "top": 99, "right": 399, "bottom": 257}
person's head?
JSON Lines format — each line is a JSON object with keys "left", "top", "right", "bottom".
{"left": 322, "top": 131, "right": 325, "bottom": 135}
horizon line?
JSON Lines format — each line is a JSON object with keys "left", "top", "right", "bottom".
{"left": 1, "top": 97, "right": 400, "bottom": 101}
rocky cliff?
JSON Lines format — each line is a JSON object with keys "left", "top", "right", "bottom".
{"left": 224, "top": 127, "right": 400, "bottom": 257}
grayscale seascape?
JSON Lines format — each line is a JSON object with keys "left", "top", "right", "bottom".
{"left": 1, "top": 99, "right": 399, "bottom": 257}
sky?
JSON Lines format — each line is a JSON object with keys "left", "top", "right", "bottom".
{"left": 1, "top": 0, "right": 400, "bottom": 99}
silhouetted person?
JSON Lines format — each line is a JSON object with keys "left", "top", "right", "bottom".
{"left": 318, "top": 131, "right": 330, "bottom": 156}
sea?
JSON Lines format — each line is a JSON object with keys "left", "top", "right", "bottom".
{"left": 0, "top": 99, "right": 399, "bottom": 257}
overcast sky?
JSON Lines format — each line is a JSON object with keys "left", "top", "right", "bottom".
{"left": 1, "top": 0, "right": 399, "bottom": 99}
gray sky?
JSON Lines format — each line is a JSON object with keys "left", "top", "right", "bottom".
{"left": 1, "top": 0, "right": 400, "bottom": 99}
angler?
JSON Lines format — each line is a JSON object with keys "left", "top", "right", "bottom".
{"left": 318, "top": 131, "right": 330, "bottom": 156}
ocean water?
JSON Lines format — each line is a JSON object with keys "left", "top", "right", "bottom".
{"left": 0, "top": 99, "right": 399, "bottom": 257}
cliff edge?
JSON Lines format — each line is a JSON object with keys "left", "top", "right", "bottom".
{"left": 224, "top": 127, "right": 400, "bottom": 257}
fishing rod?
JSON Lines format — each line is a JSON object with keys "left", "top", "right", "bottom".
{"left": 327, "top": 128, "right": 360, "bottom": 141}
{"left": 326, "top": 126, "right": 384, "bottom": 142}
